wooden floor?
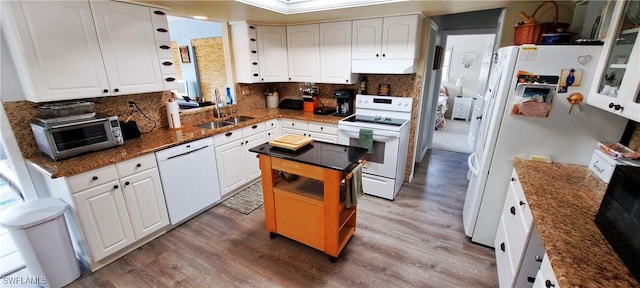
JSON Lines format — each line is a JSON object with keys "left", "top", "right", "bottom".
{"left": 68, "top": 149, "right": 497, "bottom": 287}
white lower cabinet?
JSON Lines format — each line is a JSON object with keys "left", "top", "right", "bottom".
{"left": 214, "top": 122, "right": 266, "bottom": 196}
{"left": 119, "top": 168, "right": 169, "bottom": 240}
{"left": 495, "top": 169, "right": 545, "bottom": 288}
{"left": 73, "top": 180, "right": 135, "bottom": 261}
{"left": 265, "top": 119, "right": 281, "bottom": 141}
{"left": 533, "top": 253, "right": 559, "bottom": 288}
{"left": 70, "top": 153, "right": 169, "bottom": 263}
{"left": 280, "top": 119, "right": 337, "bottom": 143}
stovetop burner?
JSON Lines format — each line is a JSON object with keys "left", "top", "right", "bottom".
{"left": 341, "top": 114, "right": 406, "bottom": 126}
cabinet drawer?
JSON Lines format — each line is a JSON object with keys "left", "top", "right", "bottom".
{"left": 265, "top": 119, "right": 279, "bottom": 130}
{"left": 266, "top": 130, "right": 280, "bottom": 141}
{"left": 280, "top": 119, "right": 308, "bottom": 130}
{"left": 242, "top": 122, "right": 265, "bottom": 137}
{"left": 214, "top": 129, "right": 243, "bottom": 146}
{"left": 453, "top": 111, "right": 468, "bottom": 118}
{"left": 308, "top": 133, "right": 337, "bottom": 143}
{"left": 308, "top": 122, "right": 337, "bottom": 135}
{"left": 68, "top": 165, "right": 119, "bottom": 193}
{"left": 281, "top": 128, "right": 307, "bottom": 137}
{"left": 115, "top": 153, "right": 157, "bottom": 177}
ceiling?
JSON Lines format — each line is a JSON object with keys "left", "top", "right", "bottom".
{"left": 135, "top": 0, "right": 510, "bottom": 24}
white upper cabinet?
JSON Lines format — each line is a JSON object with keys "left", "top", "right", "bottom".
{"left": 382, "top": 15, "right": 421, "bottom": 59}
{"left": 352, "top": 18, "right": 384, "bottom": 60}
{"left": 588, "top": 0, "right": 640, "bottom": 122}
{"left": 352, "top": 15, "right": 420, "bottom": 60}
{"left": 2, "top": 1, "right": 165, "bottom": 102}
{"left": 257, "top": 25, "right": 289, "bottom": 82}
{"left": 351, "top": 15, "right": 422, "bottom": 74}
{"left": 287, "top": 24, "right": 320, "bottom": 82}
{"left": 90, "top": 1, "right": 163, "bottom": 96}
{"left": 2, "top": 1, "right": 110, "bottom": 102}
{"left": 320, "top": 21, "right": 358, "bottom": 84}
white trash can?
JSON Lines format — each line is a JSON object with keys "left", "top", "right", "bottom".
{"left": 0, "top": 198, "right": 80, "bottom": 288}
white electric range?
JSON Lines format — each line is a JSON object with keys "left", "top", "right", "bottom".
{"left": 337, "top": 94, "right": 413, "bottom": 200}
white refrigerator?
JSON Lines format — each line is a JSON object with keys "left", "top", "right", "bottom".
{"left": 462, "top": 45, "right": 629, "bottom": 247}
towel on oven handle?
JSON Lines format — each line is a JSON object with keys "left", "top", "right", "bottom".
{"left": 359, "top": 129, "right": 373, "bottom": 153}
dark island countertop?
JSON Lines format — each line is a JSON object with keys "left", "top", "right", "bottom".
{"left": 512, "top": 158, "right": 638, "bottom": 287}
{"left": 249, "top": 141, "right": 367, "bottom": 172}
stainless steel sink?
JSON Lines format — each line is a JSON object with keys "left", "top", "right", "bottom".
{"left": 223, "top": 116, "right": 254, "bottom": 125}
{"left": 195, "top": 121, "right": 233, "bottom": 129}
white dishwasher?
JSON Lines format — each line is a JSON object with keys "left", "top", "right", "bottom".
{"left": 156, "top": 137, "right": 221, "bottom": 225}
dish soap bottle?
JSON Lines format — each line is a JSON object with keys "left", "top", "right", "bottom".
{"left": 225, "top": 87, "right": 233, "bottom": 105}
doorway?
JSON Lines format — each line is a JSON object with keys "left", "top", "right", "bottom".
{"left": 431, "top": 33, "right": 495, "bottom": 154}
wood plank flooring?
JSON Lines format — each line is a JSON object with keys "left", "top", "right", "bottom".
{"left": 68, "top": 149, "right": 497, "bottom": 287}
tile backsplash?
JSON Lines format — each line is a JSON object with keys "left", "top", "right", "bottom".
{"left": 3, "top": 91, "right": 173, "bottom": 158}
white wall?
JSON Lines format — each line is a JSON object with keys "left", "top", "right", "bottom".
{"left": 442, "top": 34, "right": 495, "bottom": 113}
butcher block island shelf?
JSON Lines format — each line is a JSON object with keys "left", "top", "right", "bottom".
{"left": 249, "top": 141, "right": 368, "bottom": 262}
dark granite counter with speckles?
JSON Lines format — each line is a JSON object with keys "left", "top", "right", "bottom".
{"left": 28, "top": 108, "right": 343, "bottom": 178}
{"left": 512, "top": 158, "right": 638, "bottom": 287}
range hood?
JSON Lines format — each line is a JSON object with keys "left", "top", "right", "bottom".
{"left": 351, "top": 59, "right": 418, "bottom": 74}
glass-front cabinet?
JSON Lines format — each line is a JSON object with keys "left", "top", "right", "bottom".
{"left": 588, "top": 0, "right": 640, "bottom": 122}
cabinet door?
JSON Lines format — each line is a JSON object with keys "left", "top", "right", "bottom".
{"left": 2, "top": 1, "right": 110, "bottom": 102}
{"left": 257, "top": 26, "right": 289, "bottom": 82}
{"left": 287, "top": 24, "right": 320, "bottom": 82}
{"left": 352, "top": 18, "right": 383, "bottom": 60}
{"left": 495, "top": 216, "right": 516, "bottom": 288}
{"left": 215, "top": 140, "right": 247, "bottom": 195}
{"left": 320, "top": 21, "right": 356, "bottom": 84}
{"left": 73, "top": 181, "right": 135, "bottom": 261}
{"left": 588, "top": 0, "right": 640, "bottom": 122}
{"left": 120, "top": 168, "right": 169, "bottom": 240}
{"left": 244, "top": 133, "right": 266, "bottom": 181}
{"left": 382, "top": 15, "right": 420, "bottom": 59}
{"left": 91, "top": 1, "right": 163, "bottom": 95}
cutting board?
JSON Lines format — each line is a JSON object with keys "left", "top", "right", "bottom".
{"left": 269, "top": 134, "right": 313, "bottom": 151}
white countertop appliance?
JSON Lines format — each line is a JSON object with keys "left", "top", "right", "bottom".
{"left": 156, "top": 137, "right": 221, "bottom": 225}
{"left": 463, "top": 45, "right": 628, "bottom": 247}
{"left": 337, "top": 94, "right": 413, "bottom": 200}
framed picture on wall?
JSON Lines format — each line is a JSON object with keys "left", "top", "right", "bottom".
{"left": 378, "top": 84, "right": 391, "bottom": 96}
{"left": 179, "top": 46, "right": 191, "bottom": 63}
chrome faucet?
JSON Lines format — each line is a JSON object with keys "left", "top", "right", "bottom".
{"left": 214, "top": 88, "right": 224, "bottom": 118}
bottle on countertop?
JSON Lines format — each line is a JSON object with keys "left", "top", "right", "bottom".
{"left": 359, "top": 76, "right": 367, "bottom": 94}
{"left": 225, "top": 87, "right": 233, "bottom": 105}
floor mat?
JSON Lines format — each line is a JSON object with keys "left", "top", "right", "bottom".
{"left": 219, "top": 181, "right": 264, "bottom": 215}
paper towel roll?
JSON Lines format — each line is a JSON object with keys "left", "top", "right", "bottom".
{"left": 166, "top": 101, "right": 181, "bottom": 129}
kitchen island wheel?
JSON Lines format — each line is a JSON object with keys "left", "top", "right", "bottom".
{"left": 269, "top": 232, "right": 278, "bottom": 239}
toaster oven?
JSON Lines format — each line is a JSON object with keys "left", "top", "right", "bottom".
{"left": 31, "top": 114, "right": 124, "bottom": 160}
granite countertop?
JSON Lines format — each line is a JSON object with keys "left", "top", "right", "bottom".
{"left": 28, "top": 108, "right": 343, "bottom": 178}
{"left": 512, "top": 158, "right": 638, "bottom": 287}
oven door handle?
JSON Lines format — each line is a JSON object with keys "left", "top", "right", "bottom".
{"left": 338, "top": 129, "right": 398, "bottom": 139}
{"left": 49, "top": 118, "right": 107, "bottom": 129}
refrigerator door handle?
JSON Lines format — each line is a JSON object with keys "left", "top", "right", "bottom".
{"left": 468, "top": 152, "right": 480, "bottom": 176}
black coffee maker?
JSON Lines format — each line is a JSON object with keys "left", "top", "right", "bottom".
{"left": 333, "top": 89, "right": 354, "bottom": 117}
